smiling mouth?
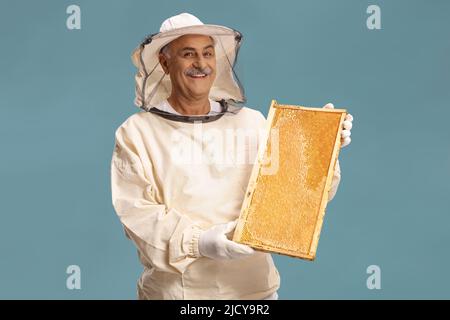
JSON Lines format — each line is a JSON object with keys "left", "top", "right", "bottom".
{"left": 188, "top": 73, "right": 208, "bottom": 79}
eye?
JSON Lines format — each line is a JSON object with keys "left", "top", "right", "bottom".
{"left": 184, "top": 52, "right": 195, "bottom": 57}
{"left": 204, "top": 51, "right": 214, "bottom": 57}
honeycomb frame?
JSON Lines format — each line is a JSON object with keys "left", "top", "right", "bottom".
{"left": 232, "top": 100, "right": 347, "bottom": 260}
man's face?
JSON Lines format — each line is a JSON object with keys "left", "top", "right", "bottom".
{"left": 159, "top": 34, "right": 216, "bottom": 100}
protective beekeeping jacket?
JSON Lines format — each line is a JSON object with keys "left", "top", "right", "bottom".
{"left": 110, "top": 100, "right": 341, "bottom": 299}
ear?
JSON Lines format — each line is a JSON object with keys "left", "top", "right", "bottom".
{"left": 158, "top": 53, "right": 170, "bottom": 75}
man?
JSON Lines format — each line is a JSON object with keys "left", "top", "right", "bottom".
{"left": 111, "top": 13, "right": 353, "bottom": 300}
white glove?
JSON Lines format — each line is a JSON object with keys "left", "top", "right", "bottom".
{"left": 198, "top": 220, "right": 255, "bottom": 260}
{"left": 323, "top": 103, "right": 353, "bottom": 148}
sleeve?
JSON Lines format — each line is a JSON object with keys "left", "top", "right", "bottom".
{"left": 327, "top": 159, "right": 341, "bottom": 202}
{"left": 111, "top": 125, "right": 203, "bottom": 274}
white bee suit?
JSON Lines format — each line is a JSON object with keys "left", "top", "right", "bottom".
{"left": 111, "top": 103, "right": 341, "bottom": 299}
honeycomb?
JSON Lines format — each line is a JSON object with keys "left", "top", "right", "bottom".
{"left": 232, "top": 100, "right": 346, "bottom": 260}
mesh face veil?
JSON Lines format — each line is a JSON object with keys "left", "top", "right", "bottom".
{"left": 131, "top": 14, "right": 246, "bottom": 123}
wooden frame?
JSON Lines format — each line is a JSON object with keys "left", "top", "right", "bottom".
{"left": 232, "top": 100, "right": 347, "bottom": 260}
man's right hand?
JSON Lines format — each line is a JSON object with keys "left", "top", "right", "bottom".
{"left": 198, "top": 220, "right": 255, "bottom": 260}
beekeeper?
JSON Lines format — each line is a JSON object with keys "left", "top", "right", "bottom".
{"left": 111, "top": 12, "right": 353, "bottom": 300}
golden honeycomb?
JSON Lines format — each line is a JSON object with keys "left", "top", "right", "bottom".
{"left": 232, "top": 100, "right": 346, "bottom": 260}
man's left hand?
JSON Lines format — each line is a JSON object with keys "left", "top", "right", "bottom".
{"left": 323, "top": 103, "right": 353, "bottom": 148}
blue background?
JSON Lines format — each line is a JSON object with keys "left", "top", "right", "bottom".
{"left": 1, "top": 0, "right": 449, "bottom": 299}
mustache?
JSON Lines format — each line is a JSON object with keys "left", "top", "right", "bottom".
{"left": 184, "top": 66, "right": 213, "bottom": 76}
